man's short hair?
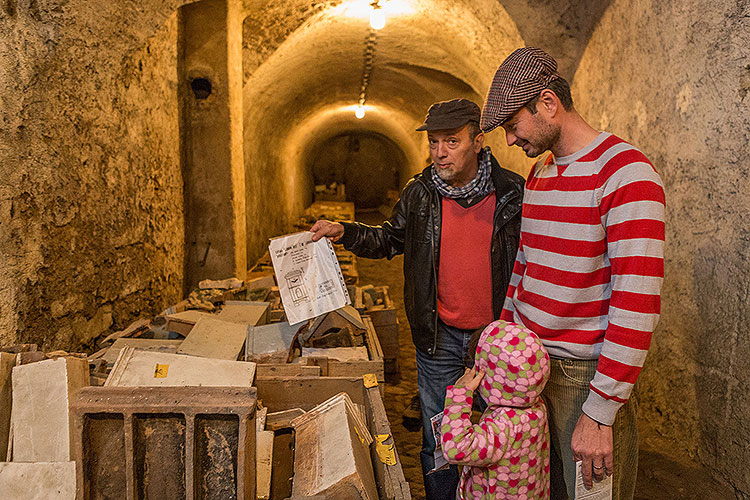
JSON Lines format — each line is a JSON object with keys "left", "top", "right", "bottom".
{"left": 524, "top": 77, "right": 574, "bottom": 114}
{"left": 466, "top": 121, "right": 482, "bottom": 140}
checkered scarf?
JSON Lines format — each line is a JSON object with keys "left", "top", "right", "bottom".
{"left": 431, "top": 146, "right": 494, "bottom": 199}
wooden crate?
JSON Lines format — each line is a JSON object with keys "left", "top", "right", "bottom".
{"left": 298, "top": 316, "right": 384, "bottom": 386}
{"left": 254, "top": 376, "right": 411, "bottom": 500}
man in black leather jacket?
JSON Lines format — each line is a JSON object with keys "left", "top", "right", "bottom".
{"left": 311, "top": 99, "right": 523, "bottom": 499}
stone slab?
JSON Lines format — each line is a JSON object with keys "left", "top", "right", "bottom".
{"left": 105, "top": 347, "right": 255, "bottom": 387}
{"left": 165, "top": 309, "right": 212, "bottom": 337}
{"left": 71, "top": 386, "right": 257, "bottom": 500}
{"left": 11, "top": 357, "right": 89, "bottom": 462}
{"left": 102, "top": 339, "right": 183, "bottom": 365}
{"left": 0, "top": 461, "right": 76, "bottom": 499}
{"left": 217, "top": 301, "right": 270, "bottom": 326}
{"left": 177, "top": 316, "right": 248, "bottom": 360}
{"left": 246, "top": 321, "right": 298, "bottom": 362}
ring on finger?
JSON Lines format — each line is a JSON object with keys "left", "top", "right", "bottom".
{"left": 593, "top": 465, "right": 603, "bottom": 469}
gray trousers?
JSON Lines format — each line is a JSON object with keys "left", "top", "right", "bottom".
{"left": 543, "top": 358, "right": 639, "bottom": 500}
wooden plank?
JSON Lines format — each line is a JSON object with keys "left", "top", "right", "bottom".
{"left": 255, "top": 364, "right": 320, "bottom": 378}
{"left": 365, "top": 384, "right": 412, "bottom": 500}
{"left": 255, "top": 377, "right": 366, "bottom": 412}
{"left": 0, "top": 353, "right": 14, "bottom": 460}
{"left": 256, "top": 430, "right": 274, "bottom": 500}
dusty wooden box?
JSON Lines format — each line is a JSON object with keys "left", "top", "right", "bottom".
{"left": 71, "top": 386, "right": 257, "bottom": 500}
{"left": 255, "top": 377, "right": 411, "bottom": 500}
{"left": 297, "top": 316, "right": 385, "bottom": 386}
{"left": 363, "top": 286, "right": 397, "bottom": 327}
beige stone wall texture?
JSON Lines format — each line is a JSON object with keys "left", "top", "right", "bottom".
{"left": 0, "top": 2, "right": 190, "bottom": 349}
{"left": 573, "top": 0, "right": 750, "bottom": 495}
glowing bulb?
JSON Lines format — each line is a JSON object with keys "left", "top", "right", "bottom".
{"left": 355, "top": 106, "right": 366, "bottom": 119}
{"left": 369, "top": 9, "right": 386, "bottom": 29}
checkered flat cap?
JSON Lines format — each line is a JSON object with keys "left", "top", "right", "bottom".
{"left": 481, "top": 47, "right": 560, "bottom": 133}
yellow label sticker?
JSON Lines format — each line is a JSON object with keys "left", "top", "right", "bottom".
{"left": 154, "top": 364, "right": 169, "bottom": 378}
{"left": 375, "top": 434, "right": 397, "bottom": 465}
{"left": 363, "top": 373, "right": 378, "bottom": 388}
{"left": 354, "top": 426, "right": 365, "bottom": 444}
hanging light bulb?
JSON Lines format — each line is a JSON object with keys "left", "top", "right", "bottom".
{"left": 369, "top": 8, "right": 386, "bottom": 30}
{"left": 355, "top": 105, "right": 366, "bottom": 119}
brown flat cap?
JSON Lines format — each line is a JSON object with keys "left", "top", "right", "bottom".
{"left": 481, "top": 47, "right": 560, "bottom": 133}
{"left": 416, "top": 98, "right": 481, "bottom": 131}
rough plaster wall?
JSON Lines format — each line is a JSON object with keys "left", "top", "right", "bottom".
{"left": 0, "top": 2, "right": 190, "bottom": 349}
{"left": 573, "top": 0, "right": 750, "bottom": 495}
{"left": 241, "top": 0, "right": 526, "bottom": 263}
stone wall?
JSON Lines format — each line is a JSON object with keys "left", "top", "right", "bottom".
{"left": 0, "top": 2, "right": 188, "bottom": 349}
{"left": 573, "top": 0, "right": 750, "bottom": 495}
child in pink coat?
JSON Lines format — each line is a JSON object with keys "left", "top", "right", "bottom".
{"left": 441, "top": 320, "right": 551, "bottom": 499}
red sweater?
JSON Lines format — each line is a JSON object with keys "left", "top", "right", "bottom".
{"left": 438, "top": 193, "right": 495, "bottom": 330}
{"left": 501, "top": 133, "right": 665, "bottom": 425}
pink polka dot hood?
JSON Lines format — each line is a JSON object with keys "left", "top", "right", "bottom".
{"left": 475, "top": 320, "right": 550, "bottom": 409}
{"left": 441, "top": 320, "right": 552, "bottom": 499}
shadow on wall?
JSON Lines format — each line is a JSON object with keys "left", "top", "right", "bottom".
{"left": 307, "top": 131, "right": 405, "bottom": 208}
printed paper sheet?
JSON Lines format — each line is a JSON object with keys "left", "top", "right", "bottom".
{"left": 575, "top": 461, "right": 613, "bottom": 500}
{"left": 269, "top": 232, "right": 350, "bottom": 325}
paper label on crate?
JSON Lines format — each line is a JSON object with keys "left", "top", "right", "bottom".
{"left": 154, "top": 363, "right": 169, "bottom": 378}
{"left": 375, "top": 434, "right": 397, "bottom": 465}
{"left": 363, "top": 373, "right": 378, "bottom": 388}
{"left": 269, "top": 231, "right": 350, "bottom": 325}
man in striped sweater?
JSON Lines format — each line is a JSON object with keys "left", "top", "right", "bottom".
{"left": 480, "top": 47, "right": 665, "bottom": 500}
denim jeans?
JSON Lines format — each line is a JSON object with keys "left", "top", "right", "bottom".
{"left": 415, "top": 320, "right": 486, "bottom": 500}
{"left": 543, "top": 358, "right": 639, "bottom": 500}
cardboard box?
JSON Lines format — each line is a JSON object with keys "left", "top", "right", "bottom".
{"left": 254, "top": 376, "right": 411, "bottom": 500}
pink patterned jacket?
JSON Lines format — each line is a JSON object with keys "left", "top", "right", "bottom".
{"left": 441, "top": 320, "right": 551, "bottom": 499}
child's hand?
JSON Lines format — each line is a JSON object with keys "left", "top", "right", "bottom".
{"left": 455, "top": 367, "right": 485, "bottom": 391}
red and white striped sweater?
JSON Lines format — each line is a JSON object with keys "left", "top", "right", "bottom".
{"left": 501, "top": 132, "right": 665, "bottom": 425}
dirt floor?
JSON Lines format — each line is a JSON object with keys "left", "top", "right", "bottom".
{"left": 355, "top": 210, "right": 736, "bottom": 500}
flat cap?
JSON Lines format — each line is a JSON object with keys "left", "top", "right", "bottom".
{"left": 481, "top": 47, "right": 560, "bottom": 133}
{"left": 416, "top": 98, "right": 481, "bottom": 131}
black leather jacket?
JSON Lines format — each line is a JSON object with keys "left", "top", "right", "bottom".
{"left": 340, "top": 154, "right": 524, "bottom": 355}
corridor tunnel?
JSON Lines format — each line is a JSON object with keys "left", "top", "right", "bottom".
{"left": 1, "top": 0, "right": 748, "bottom": 497}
